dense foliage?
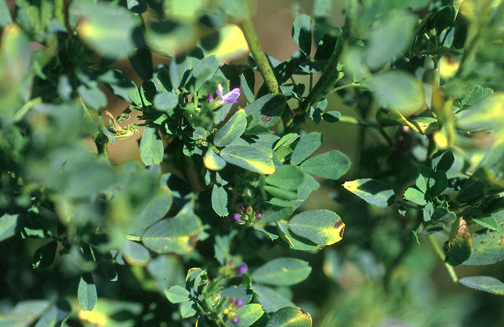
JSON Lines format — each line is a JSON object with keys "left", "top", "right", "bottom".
{"left": 1, "top": 0, "right": 504, "bottom": 326}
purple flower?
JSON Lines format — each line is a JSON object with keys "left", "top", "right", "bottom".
{"left": 208, "top": 94, "right": 214, "bottom": 102}
{"left": 216, "top": 84, "right": 241, "bottom": 104}
{"left": 233, "top": 213, "right": 243, "bottom": 222}
{"left": 234, "top": 264, "right": 248, "bottom": 275}
{"left": 232, "top": 315, "right": 240, "bottom": 325}
{"left": 236, "top": 298, "right": 244, "bottom": 308}
{"left": 256, "top": 212, "right": 263, "bottom": 220}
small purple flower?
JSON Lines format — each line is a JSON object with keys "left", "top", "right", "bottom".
{"left": 232, "top": 315, "right": 240, "bottom": 325}
{"left": 229, "top": 296, "right": 235, "bottom": 304}
{"left": 234, "top": 263, "right": 248, "bottom": 275}
{"left": 256, "top": 212, "right": 263, "bottom": 220}
{"left": 236, "top": 298, "right": 244, "bottom": 308}
{"left": 208, "top": 94, "right": 214, "bottom": 102}
{"left": 233, "top": 213, "right": 243, "bottom": 222}
{"left": 216, "top": 84, "right": 241, "bottom": 104}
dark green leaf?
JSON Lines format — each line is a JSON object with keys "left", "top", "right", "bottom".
{"left": 446, "top": 218, "right": 472, "bottom": 266}
{"left": 342, "top": 178, "right": 395, "bottom": 208}
{"left": 78, "top": 273, "right": 97, "bottom": 311}
{"left": 32, "top": 241, "right": 57, "bottom": 269}
{"left": 241, "top": 67, "right": 255, "bottom": 103}
{"left": 322, "top": 111, "right": 341, "bottom": 123}
{"left": 140, "top": 126, "right": 164, "bottom": 166}
{"left": 290, "top": 132, "right": 321, "bottom": 166}
{"left": 243, "top": 94, "right": 286, "bottom": 130}
{"left": 251, "top": 258, "right": 311, "bottom": 286}
{"left": 459, "top": 276, "right": 504, "bottom": 295}
{"left": 300, "top": 150, "right": 350, "bottom": 180}
{"left": 292, "top": 14, "right": 312, "bottom": 56}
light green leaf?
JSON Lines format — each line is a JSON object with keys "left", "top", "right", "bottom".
{"left": 289, "top": 210, "right": 345, "bottom": 246}
{"left": 366, "top": 70, "right": 425, "bottom": 116}
{"left": 140, "top": 126, "right": 164, "bottom": 166}
{"left": 252, "top": 284, "right": 295, "bottom": 313}
{"left": 212, "top": 184, "right": 229, "bottom": 217}
{"left": 127, "top": 188, "right": 173, "bottom": 236}
{"left": 276, "top": 220, "right": 319, "bottom": 251}
{"left": 265, "top": 307, "right": 312, "bottom": 327}
{"left": 121, "top": 240, "right": 150, "bottom": 267}
{"left": 180, "top": 300, "right": 197, "bottom": 318}
{"left": 142, "top": 212, "right": 202, "bottom": 255}
{"left": 0, "top": 213, "right": 20, "bottom": 242}
{"left": 290, "top": 132, "right": 321, "bottom": 166}
{"left": 300, "top": 150, "right": 350, "bottom": 180}
{"left": 265, "top": 165, "right": 305, "bottom": 191}
{"left": 214, "top": 109, "right": 247, "bottom": 147}
{"left": 164, "top": 286, "right": 191, "bottom": 303}
{"left": 459, "top": 276, "right": 504, "bottom": 295}
{"left": 403, "top": 187, "right": 427, "bottom": 206}
{"left": 251, "top": 258, "right": 311, "bottom": 286}
{"left": 234, "top": 304, "right": 264, "bottom": 327}
{"left": 154, "top": 92, "right": 179, "bottom": 112}
{"left": 72, "top": 1, "right": 138, "bottom": 59}
{"left": 78, "top": 273, "right": 97, "bottom": 311}
{"left": 34, "top": 300, "right": 71, "bottom": 327}
{"left": 220, "top": 145, "right": 275, "bottom": 175}
{"left": 145, "top": 20, "right": 197, "bottom": 57}
{"left": 472, "top": 215, "right": 499, "bottom": 230}
{"left": 456, "top": 92, "right": 504, "bottom": 132}
{"left": 204, "top": 148, "right": 227, "bottom": 171}
{"left": 342, "top": 178, "right": 395, "bottom": 208}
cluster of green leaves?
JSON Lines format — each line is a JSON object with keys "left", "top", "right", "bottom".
{"left": 1, "top": 0, "right": 504, "bottom": 326}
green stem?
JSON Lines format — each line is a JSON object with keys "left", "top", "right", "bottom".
{"left": 13, "top": 97, "right": 42, "bottom": 122}
{"left": 240, "top": 16, "right": 280, "bottom": 95}
{"left": 427, "top": 234, "right": 458, "bottom": 283}
{"left": 337, "top": 115, "right": 381, "bottom": 128}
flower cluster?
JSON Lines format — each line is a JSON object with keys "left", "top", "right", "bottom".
{"left": 233, "top": 204, "right": 262, "bottom": 225}
{"left": 223, "top": 296, "right": 244, "bottom": 325}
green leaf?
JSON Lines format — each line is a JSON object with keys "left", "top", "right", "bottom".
{"left": 299, "top": 150, "right": 350, "bottom": 180}
{"left": 99, "top": 69, "right": 142, "bottom": 105}
{"left": 364, "top": 11, "right": 416, "bottom": 70}
{"left": 121, "top": 240, "right": 151, "bottom": 267}
{"left": 241, "top": 67, "right": 255, "bottom": 103}
{"left": 432, "top": 150, "right": 455, "bottom": 172}
{"left": 234, "top": 303, "right": 264, "bottom": 327}
{"left": 446, "top": 218, "right": 472, "bottom": 266}
{"left": 456, "top": 93, "right": 504, "bottom": 132}
{"left": 73, "top": 299, "right": 143, "bottom": 327}
{"left": 244, "top": 94, "right": 286, "bottom": 130}
{"left": 212, "top": 184, "right": 229, "bottom": 217}
{"left": 220, "top": 145, "right": 275, "bottom": 175}
{"left": 460, "top": 85, "right": 494, "bottom": 106}
{"left": 459, "top": 276, "right": 504, "bottom": 295}
{"left": 192, "top": 55, "right": 220, "bottom": 91}
{"left": 180, "top": 300, "right": 197, "bottom": 318}
{"left": 146, "top": 20, "right": 197, "bottom": 57}
{"left": 289, "top": 210, "right": 345, "bottom": 246}
{"left": 153, "top": 92, "right": 179, "bottom": 112}
{"left": 34, "top": 300, "right": 71, "bottom": 327}
{"left": 0, "top": 300, "right": 50, "bottom": 327}
{"left": 322, "top": 111, "right": 341, "bottom": 123}
{"left": 366, "top": 70, "right": 425, "bottom": 116}
{"left": 140, "top": 126, "right": 164, "bottom": 166}
{"left": 204, "top": 148, "right": 227, "bottom": 171}
{"left": 0, "top": 0, "right": 12, "bottom": 27}
{"left": 265, "top": 307, "right": 312, "bottom": 327}
{"left": 252, "top": 284, "right": 295, "bottom": 313}
{"left": 164, "top": 285, "right": 191, "bottom": 303}
{"left": 72, "top": 1, "right": 139, "bottom": 59}
{"left": 264, "top": 186, "right": 298, "bottom": 201}
{"left": 78, "top": 273, "right": 97, "bottom": 311}
{"left": 342, "top": 178, "right": 395, "bottom": 208}
{"left": 214, "top": 109, "right": 247, "bottom": 147}
{"left": 0, "top": 213, "right": 20, "bottom": 241}
{"left": 265, "top": 165, "right": 305, "bottom": 191}
{"left": 276, "top": 221, "right": 319, "bottom": 251}
{"left": 142, "top": 212, "right": 202, "bottom": 255}
{"left": 292, "top": 14, "right": 312, "bottom": 56}
{"left": 403, "top": 187, "right": 427, "bottom": 206}
{"left": 32, "top": 241, "right": 57, "bottom": 269}
{"left": 127, "top": 188, "right": 173, "bottom": 236}
{"left": 464, "top": 210, "right": 504, "bottom": 265}
{"left": 77, "top": 85, "right": 107, "bottom": 110}
{"left": 251, "top": 258, "right": 311, "bottom": 286}
{"left": 472, "top": 215, "right": 499, "bottom": 230}
{"left": 290, "top": 132, "right": 321, "bottom": 166}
